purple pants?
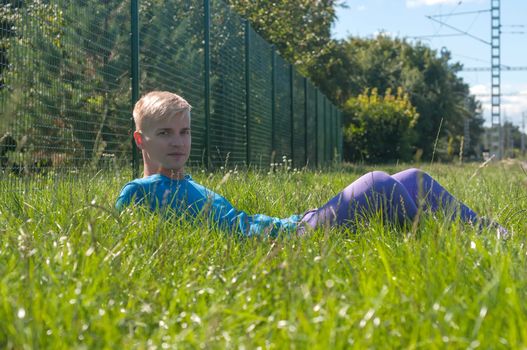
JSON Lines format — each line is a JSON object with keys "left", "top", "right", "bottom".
{"left": 300, "top": 168, "right": 479, "bottom": 230}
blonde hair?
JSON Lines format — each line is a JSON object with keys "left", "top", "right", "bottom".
{"left": 133, "top": 91, "right": 192, "bottom": 131}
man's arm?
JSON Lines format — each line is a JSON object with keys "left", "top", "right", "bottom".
{"left": 115, "top": 183, "right": 143, "bottom": 211}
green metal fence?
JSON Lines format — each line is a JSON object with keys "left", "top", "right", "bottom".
{"left": 0, "top": 0, "right": 342, "bottom": 188}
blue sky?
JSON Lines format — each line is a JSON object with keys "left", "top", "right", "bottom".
{"left": 331, "top": 0, "right": 527, "bottom": 128}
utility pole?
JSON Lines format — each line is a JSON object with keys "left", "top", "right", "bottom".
{"left": 490, "top": 0, "right": 502, "bottom": 159}
{"left": 419, "top": 0, "right": 524, "bottom": 160}
{"left": 522, "top": 111, "right": 526, "bottom": 156}
{"left": 503, "top": 115, "right": 508, "bottom": 158}
{"left": 463, "top": 116, "right": 470, "bottom": 158}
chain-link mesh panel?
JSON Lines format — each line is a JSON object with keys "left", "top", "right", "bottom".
{"left": 329, "top": 104, "right": 335, "bottom": 161}
{"left": 209, "top": 0, "right": 246, "bottom": 167}
{"left": 337, "top": 110, "right": 342, "bottom": 160}
{"left": 247, "top": 26, "right": 272, "bottom": 167}
{"left": 306, "top": 80, "right": 317, "bottom": 167}
{"left": 331, "top": 104, "right": 338, "bottom": 161}
{"left": 138, "top": 0, "right": 205, "bottom": 166}
{"left": 328, "top": 103, "right": 332, "bottom": 162}
{"left": 292, "top": 70, "right": 305, "bottom": 168}
{"left": 325, "top": 97, "right": 332, "bottom": 162}
{"left": 274, "top": 55, "right": 292, "bottom": 162}
{"left": 335, "top": 107, "right": 340, "bottom": 160}
{"left": 0, "top": 0, "right": 132, "bottom": 189}
{"left": 316, "top": 92, "right": 325, "bottom": 165}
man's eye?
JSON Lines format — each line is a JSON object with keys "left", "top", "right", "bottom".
{"left": 182, "top": 129, "right": 191, "bottom": 135}
{"left": 157, "top": 131, "right": 169, "bottom": 136}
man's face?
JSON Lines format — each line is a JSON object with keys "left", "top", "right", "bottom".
{"left": 137, "top": 112, "right": 191, "bottom": 177}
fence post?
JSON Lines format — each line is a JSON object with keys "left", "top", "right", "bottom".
{"left": 203, "top": 0, "right": 211, "bottom": 168}
{"left": 338, "top": 110, "right": 344, "bottom": 162}
{"left": 323, "top": 97, "right": 327, "bottom": 165}
{"left": 131, "top": 0, "right": 139, "bottom": 178}
{"left": 271, "top": 46, "right": 276, "bottom": 160}
{"left": 332, "top": 105, "right": 336, "bottom": 161}
{"left": 334, "top": 106, "right": 337, "bottom": 160}
{"left": 330, "top": 105, "right": 333, "bottom": 161}
{"left": 289, "top": 64, "right": 294, "bottom": 166}
{"left": 334, "top": 106, "right": 338, "bottom": 161}
{"left": 303, "top": 77, "right": 308, "bottom": 167}
{"left": 314, "top": 89, "right": 319, "bottom": 168}
{"left": 245, "top": 20, "right": 251, "bottom": 166}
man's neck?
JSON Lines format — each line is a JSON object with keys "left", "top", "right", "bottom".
{"left": 143, "top": 166, "right": 185, "bottom": 180}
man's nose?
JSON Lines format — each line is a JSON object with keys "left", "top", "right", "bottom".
{"left": 169, "top": 136, "right": 183, "bottom": 146}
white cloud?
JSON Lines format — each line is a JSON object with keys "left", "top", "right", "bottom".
{"left": 357, "top": 5, "right": 366, "bottom": 11}
{"left": 502, "top": 93, "right": 527, "bottom": 124}
{"left": 406, "top": 0, "right": 463, "bottom": 8}
{"left": 470, "top": 84, "right": 488, "bottom": 96}
{"left": 372, "top": 30, "right": 398, "bottom": 38}
{"left": 470, "top": 84, "right": 527, "bottom": 127}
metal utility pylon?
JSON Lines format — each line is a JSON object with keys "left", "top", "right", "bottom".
{"left": 463, "top": 117, "right": 470, "bottom": 157}
{"left": 490, "top": 0, "right": 502, "bottom": 158}
{"left": 522, "top": 111, "right": 526, "bottom": 156}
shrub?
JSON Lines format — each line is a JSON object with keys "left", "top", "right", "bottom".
{"left": 343, "top": 87, "right": 419, "bottom": 162}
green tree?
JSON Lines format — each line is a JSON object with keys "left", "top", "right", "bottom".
{"left": 461, "top": 95, "right": 485, "bottom": 159}
{"left": 225, "top": 0, "right": 337, "bottom": 74}
{"left": 318, "top": 35, "right": 484, "bottom": 161}
{"left": 343, "top": 87, "right": 419, "bottom": 162}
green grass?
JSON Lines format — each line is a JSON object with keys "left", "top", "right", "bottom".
{"left": 1, "top": 162, "right": 526, "bottom": 349}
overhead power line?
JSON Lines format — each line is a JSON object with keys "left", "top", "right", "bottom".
{"left": 473, "top": 92, "right": 527, "bottom": 97}
{"left": 425, "top": 15, "right": 491, "bottom": 45}
{"left": 462, "top": 66, "right": 527, "bottom": 72}
{"left": 409, "top": 33, "right": 466, "bottom": 39}
{"left": 429, "top": 9, "right": 491, "bottom": 18}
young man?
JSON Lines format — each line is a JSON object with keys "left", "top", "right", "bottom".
{"left": 116, "top": 91, "right": 300, "bottom": 236}
{"left": 116, "top": 91, "right": 508, "bottom": 238}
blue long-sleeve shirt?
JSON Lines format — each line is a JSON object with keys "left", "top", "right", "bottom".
{"left": 115, "top": 174, "right": 301, "bottom": 237}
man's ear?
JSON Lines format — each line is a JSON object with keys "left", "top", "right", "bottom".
{"left": 133, "top": 130, "right": 143, "bottom": 150}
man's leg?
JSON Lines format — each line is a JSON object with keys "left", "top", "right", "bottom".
{"left": 391, "top": 168, "right": 509, "bottom": 238}
{"left": 300, "top": 171, "right": 419, "bottom": 230}
{"left": 391, "top": 168, "right": 479, "bottom": 222}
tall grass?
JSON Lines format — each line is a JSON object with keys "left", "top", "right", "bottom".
{"left": 0, "top": 162, "right": 526, "bottom": 349}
